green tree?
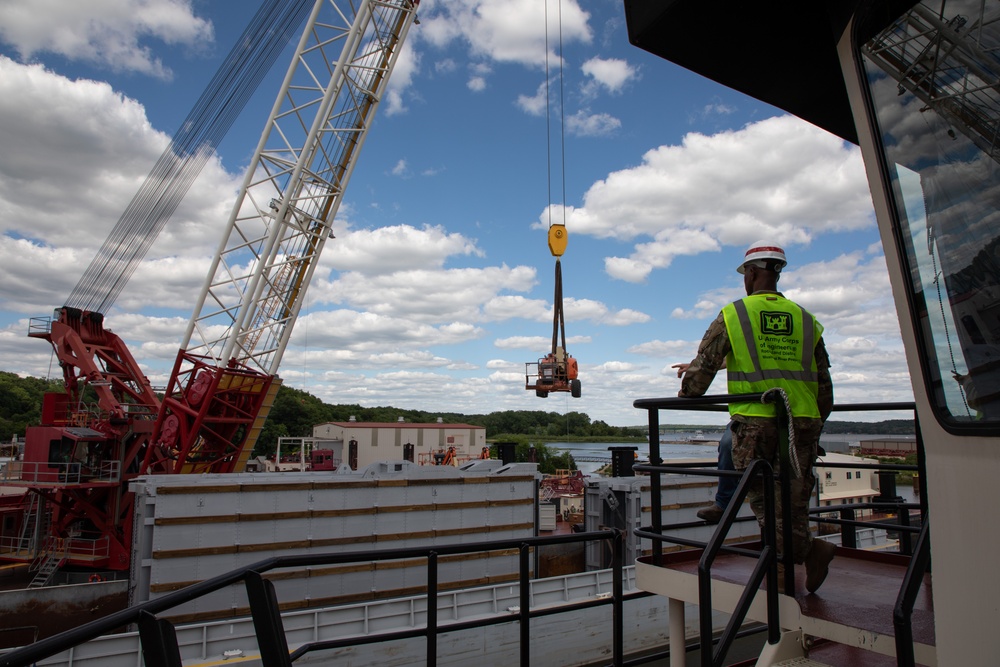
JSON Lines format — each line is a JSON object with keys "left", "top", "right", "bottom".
{"left": 0, "top": 372, "right": 64, "bottom": 441}
{"left": 513, "top": 440, "right": 576, "bottom": 474}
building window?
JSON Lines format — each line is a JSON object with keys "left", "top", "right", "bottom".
{"left": 856, "top": 471, "right": 862, "bottom": 478}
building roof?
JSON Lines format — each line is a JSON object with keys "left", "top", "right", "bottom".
{"left": 819, "top": 488, "right": 880, "bottom": 501}
{"left": 319, "top": 421, "right": 484, "bottom": 430}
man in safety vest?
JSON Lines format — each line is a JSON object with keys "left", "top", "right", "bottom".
{"left": 677, "top": 241, "right": 835, "bottom": 594}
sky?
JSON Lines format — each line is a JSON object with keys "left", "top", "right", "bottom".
{"left": 0, "top": 0, "right": 914, "bottom": 427}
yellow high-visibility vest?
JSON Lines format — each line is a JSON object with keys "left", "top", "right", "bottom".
{"left": 722, "top": 293, "right": 823, "bottom": 419}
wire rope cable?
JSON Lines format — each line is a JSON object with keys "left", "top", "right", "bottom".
{"left": 543, "top": 0, "right": 569, "bottom": 356}
{"left": 66, "top": 0, "right": 313, "bottom": 314}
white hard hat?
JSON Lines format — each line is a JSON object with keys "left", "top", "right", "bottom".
{"left": 737, "top": 241, "right": 787, "bottom": 274}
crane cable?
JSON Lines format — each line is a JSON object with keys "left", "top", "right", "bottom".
{"left": 66, "top": 0, "right": 313, "bottom": 314}
{"left": 544, "top": 0, "right": 568, "bottom": 230}
{"left": 544, "top": 0, "right": 568, "bottom": 358}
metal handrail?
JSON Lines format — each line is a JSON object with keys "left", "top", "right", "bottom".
{"left": 894, "top": 517, "right": 931, "bottom": 667}
{"left": 0, "top": 529, "right": 626, "bottom": 667}
{"left": 631, "top": 394, "right": 924, "bottom": 666}
{"left": 634, "top": 459, "right": 781, "bottom": 666}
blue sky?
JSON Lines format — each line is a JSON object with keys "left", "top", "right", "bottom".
{"left": 0, "top": 0, "right": 913, "bottom": 426}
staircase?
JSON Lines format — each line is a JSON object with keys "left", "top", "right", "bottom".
{"left": 10, "top": 493, "right": 48, "bottom": 558}
{"left": 27, "top": 551, "right": 66, "bottom": 589}
{"left": 636, "top": 543, "right": 935, "bottom": 666}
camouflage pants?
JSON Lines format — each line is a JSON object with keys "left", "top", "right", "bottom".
{"left": 730, "top": 417, "right": 823, "bottom": 563}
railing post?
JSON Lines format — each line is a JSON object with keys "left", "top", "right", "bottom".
{"left": 519, "top": 543, "right": 531, "bottom": 667}
{"left": 760, "top": 462, "right": 780, "bottom": 645}
{"left": 914, "top": 414, "right": 929, "bottom": 520}
{"left": 612, "top": 530, "right": 624, "bottom": 667}
{"left": 244, "top": 570, "right": 292, "bottom": 667}
{"left": 840, "top": 507, "right": 857, "bottom": 549}
{"left": 137, "top": 610, "right": 183, "bottom": 667}
{"left": 427, "top": 551, "right": 438, "bottom": 667}
{"left": 894, "top": 517, "right": 930, "bottom": 667}
{"left": 898, "top": 505, "right": 913, "bottom": 556}
{"left": 768, "top": 390, "right": 795, "bottom": 595}
{"left": 647, "top": 407, "right": 662, "bottom": 565}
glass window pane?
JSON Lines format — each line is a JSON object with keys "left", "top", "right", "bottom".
{"left": 861, "top": 1, "right": 1000, "bottom": 425}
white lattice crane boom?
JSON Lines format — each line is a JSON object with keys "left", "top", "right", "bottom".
{"left": 186, "top": 0, "right": 418, "bottom": 375}
{"left": 11, "top": 0, "right": 419, "bottom": 572}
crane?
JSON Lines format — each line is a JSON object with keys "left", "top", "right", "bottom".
{"left": 5, "top": 0, "right": 419, "bottom": 575}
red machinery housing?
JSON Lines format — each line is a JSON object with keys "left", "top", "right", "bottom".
{"left": 5, "top": 308, "right": 276, "bottom": 571}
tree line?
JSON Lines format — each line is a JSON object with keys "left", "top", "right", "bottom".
{"left": 0, "top": 372, "right": 915, "bottom": 457}
{"left": 0, "top": 373, "right": 642, "bottom": 456}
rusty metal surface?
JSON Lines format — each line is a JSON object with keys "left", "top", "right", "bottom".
{"left": 0, "top": 580, "right": 127, "bottom": 650}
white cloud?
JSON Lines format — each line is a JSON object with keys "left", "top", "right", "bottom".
{"left": 601, "top": 308, "right": 651, "bottom": 326}
{"left": 420, "top": 0, "right": 591, "bottom": 69}
{"left": 593, "top": 360, "right": 641, "bottom": 372}
{"left": 580, "top": 57, "right": 636, "bottom": 95}
{"left": 494, "top": 334, "right": 590, "bottom": 350}
{"left": 322, "top": 224, "right": 484, "bottom": 275}
{"left": 0, "top": 57, "right": 239, "bottom": 315}
{"left": 605, "top": 228, "right": 721, "bottom": 283}
{"left": 544, "top": 115, "right": 873, "bottom": 282}
{"left": 435, "top": 59, "right": 457, "bottom": 74}
{"left": 384, "top": 38, "right": 420, "bottom": 116}
{"left": 483, "top": 295, "right": 551, "bottom": 321}
{"left": 627, "top": 340, "right": 697, "bottom": 358}
{"left": 294, "top": 309, "right": 484, "bottom": 352}
{"left": 486, "top": 359, "right": 520, "bottom": 370}
{"left": 0, "top": 0, "right": 213, "bottom": 79}
{"left": 517, "top": 81, "right": 548, "bottom": 116}
{"left": 319, "top": 264, "right": 537, "bottom": 324}
{"left": 566, "top": 109, "right": 621, "bottom": 137}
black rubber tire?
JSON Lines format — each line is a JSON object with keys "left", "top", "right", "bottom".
{"left": 571, "top": 379, "right": 581, "bottom": 398}
{"left": 536, "top": 389, "right": 549, "bottom": 398}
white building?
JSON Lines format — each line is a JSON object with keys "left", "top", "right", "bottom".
{"left": 815, "top": 452, "right": 881, "bottom": 517}
{"left": 311, "top": 417, "right": 487, "bottom": 470}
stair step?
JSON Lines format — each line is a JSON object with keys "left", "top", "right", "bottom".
{"left": 773, "top": 659, "right": 833, "bottom": 667}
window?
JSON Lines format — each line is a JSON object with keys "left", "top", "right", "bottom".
{"left": 860, "top": 0, "right": 1000, "bottom": 428}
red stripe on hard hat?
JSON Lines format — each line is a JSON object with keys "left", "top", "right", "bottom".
{"left": 746, "top": 245, "right": 783, "bottom": 255}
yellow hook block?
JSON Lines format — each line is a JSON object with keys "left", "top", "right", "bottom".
{"left": 548, "top": 223, "right": 567, "bottom": 257}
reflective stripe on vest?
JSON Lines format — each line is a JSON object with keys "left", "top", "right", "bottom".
{"left": 723, "top": 295, "right": 822, "bottom": 419}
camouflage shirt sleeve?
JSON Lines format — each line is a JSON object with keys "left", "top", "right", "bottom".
{"left": 816, "top": 336, "right": 833, "bottom": 422}
{"left": 679, "top": 311, "right": 730, "bottom": 397}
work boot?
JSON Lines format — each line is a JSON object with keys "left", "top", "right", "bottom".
{"left": 805, "top": 539, "right": 836, "bottom": 593}
{"left": 696, "top": 504, "right": 724, "bottom": 524}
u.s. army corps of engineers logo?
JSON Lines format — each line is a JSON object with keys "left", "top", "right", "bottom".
{"left": 759, "top": 311, "right": 793, "bottom": 336}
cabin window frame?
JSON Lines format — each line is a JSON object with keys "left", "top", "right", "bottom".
{"left": 852, "top": 0, "right": 1000, "bottom": 435}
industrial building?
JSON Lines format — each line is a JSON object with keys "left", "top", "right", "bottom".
{"left": 311, "top": 418, "right": 487, "bottom": 470}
